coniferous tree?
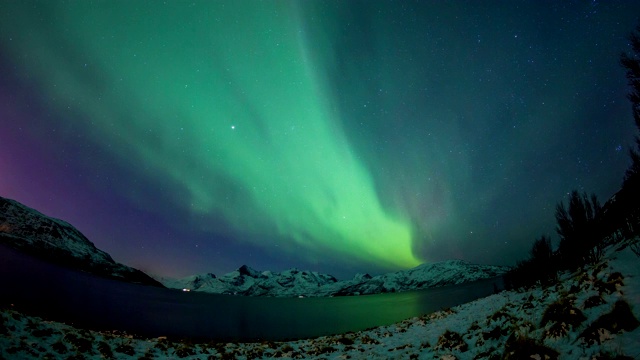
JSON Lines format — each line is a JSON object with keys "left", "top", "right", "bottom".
{"left": 530, "top": 235, "right": 553, "bottom": 262}
{"left": 615, "top": 25, "right": 640, "bottom": 238}
{"left": 504, "top": 235, "right": 557, "bottom": 290}
{"left": 621, "top": 25, "right": 640, "bottom": 192}
{"left": 530, "top": 235, "right": 557, "bottom": 285}
{"left": 555, "top": 191, "right": 602, "bottom": 269}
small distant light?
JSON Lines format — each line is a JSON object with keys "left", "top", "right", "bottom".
{"left": 231, "top": 125, "right": 235, "bottom": 130}
{"left": 182, "top": 288, "right": 191, "bottom": 292}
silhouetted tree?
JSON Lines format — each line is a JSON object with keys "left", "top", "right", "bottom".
{"left": 503, "top": 259, "right": 536, "bottom": 290}
{"left": 506, "top": 24, "right": 640, "bottom": 290}
{"left": 555, "top": 191, "right": 602, "bottom": 269}
{"left": 504, "top": 235, "right": 557, "bottom": 290}
{"left": 621, "top": 24, "right": 640, "bottom": 190}
{"left": 614, "top": 24, "right": 640, "bottom": 238}
{"left": 530, "top": 235, "right": 557, "bottom": 284}
{"left": 530, "top": 235, "right": 553, "bottom": 262}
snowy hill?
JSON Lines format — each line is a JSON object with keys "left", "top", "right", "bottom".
{"left": 157, "top": 259, "right": 508, "bottom": 297}
{"left": 0, "top": 196, "right": 162, "bottom": 287}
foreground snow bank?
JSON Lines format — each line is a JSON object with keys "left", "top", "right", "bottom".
{"left": 2, "top": 243, "right": 639, "bottom": 359}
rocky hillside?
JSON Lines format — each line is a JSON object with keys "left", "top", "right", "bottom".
{"left": 0, "top": 196, "right": 162, "bottom": 287}
{"left": 158, "top": 259, "right": 508, "bottom": 297}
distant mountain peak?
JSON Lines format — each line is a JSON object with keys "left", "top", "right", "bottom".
{"left": 238, "top": 264, "right": 258, "bottom": 277}
{"left": 354, "top": 273, "right": 372, "bottom": 281}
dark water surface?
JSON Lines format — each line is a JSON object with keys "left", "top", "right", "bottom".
{"left": 0, "top": 244, "right": 502, "bottom": 341}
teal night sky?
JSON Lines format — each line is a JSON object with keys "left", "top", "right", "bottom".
{"left": 1, "top": 1, "right": 638, "bottom": 279}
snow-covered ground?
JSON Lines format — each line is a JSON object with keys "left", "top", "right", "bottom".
{"left": 2, "top": 240, "right": 639, "bottom": 359}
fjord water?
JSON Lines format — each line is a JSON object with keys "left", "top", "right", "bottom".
{"left": 0, "top": 244, "right": 502, "bottom": 341}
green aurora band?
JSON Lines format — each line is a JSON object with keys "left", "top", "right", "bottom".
{"left": 0, "top": 2, "right": 421, "bottom": 269}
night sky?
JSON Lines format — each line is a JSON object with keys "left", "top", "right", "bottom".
{"left": 1, "top": 1, "right": 638, "bottom": 279}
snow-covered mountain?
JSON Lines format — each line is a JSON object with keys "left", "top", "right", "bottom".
{"left": 330, "top": 260, "right": 508, "bottom": 296}
{"left": 0, "top": 196, "right": 162, "bottom": 287}
{"left": 157, "top": 260, "right": 508, "bottom": 297}
{"left": 158, "top": 265, "right": 340, "bottom": 297}
{"left": 0, "top": 195, "right": 506, "bottom": 296}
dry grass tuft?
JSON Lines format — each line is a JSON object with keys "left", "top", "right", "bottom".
{"left": 436, "top": 330, "right": 468, "bottom": 352}
{"left": 503, "top": 332, "right": 559, "bottom": 360}
{"left": 540, "top": 298, "right": 586, "bottom": 329}
{"left": 579, "top": 300, "right": 640, "bottom": 346}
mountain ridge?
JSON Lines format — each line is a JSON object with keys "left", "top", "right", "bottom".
{"left": 0, "top": 196, "right": 163, "bottom": 287}
{"left": 0, "top": 195, "right": 508, "bottom": 297}
{"left": 156, "top": 258, "right": 509, "bottom": 297}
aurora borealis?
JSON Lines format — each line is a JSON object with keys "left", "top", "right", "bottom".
{"left": 1, "top": 1, "right": 639, "bottom": 279}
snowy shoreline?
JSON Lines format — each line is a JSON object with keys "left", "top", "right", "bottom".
{"left": 2, "top": 243, "right": 639, "bottom": 359}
